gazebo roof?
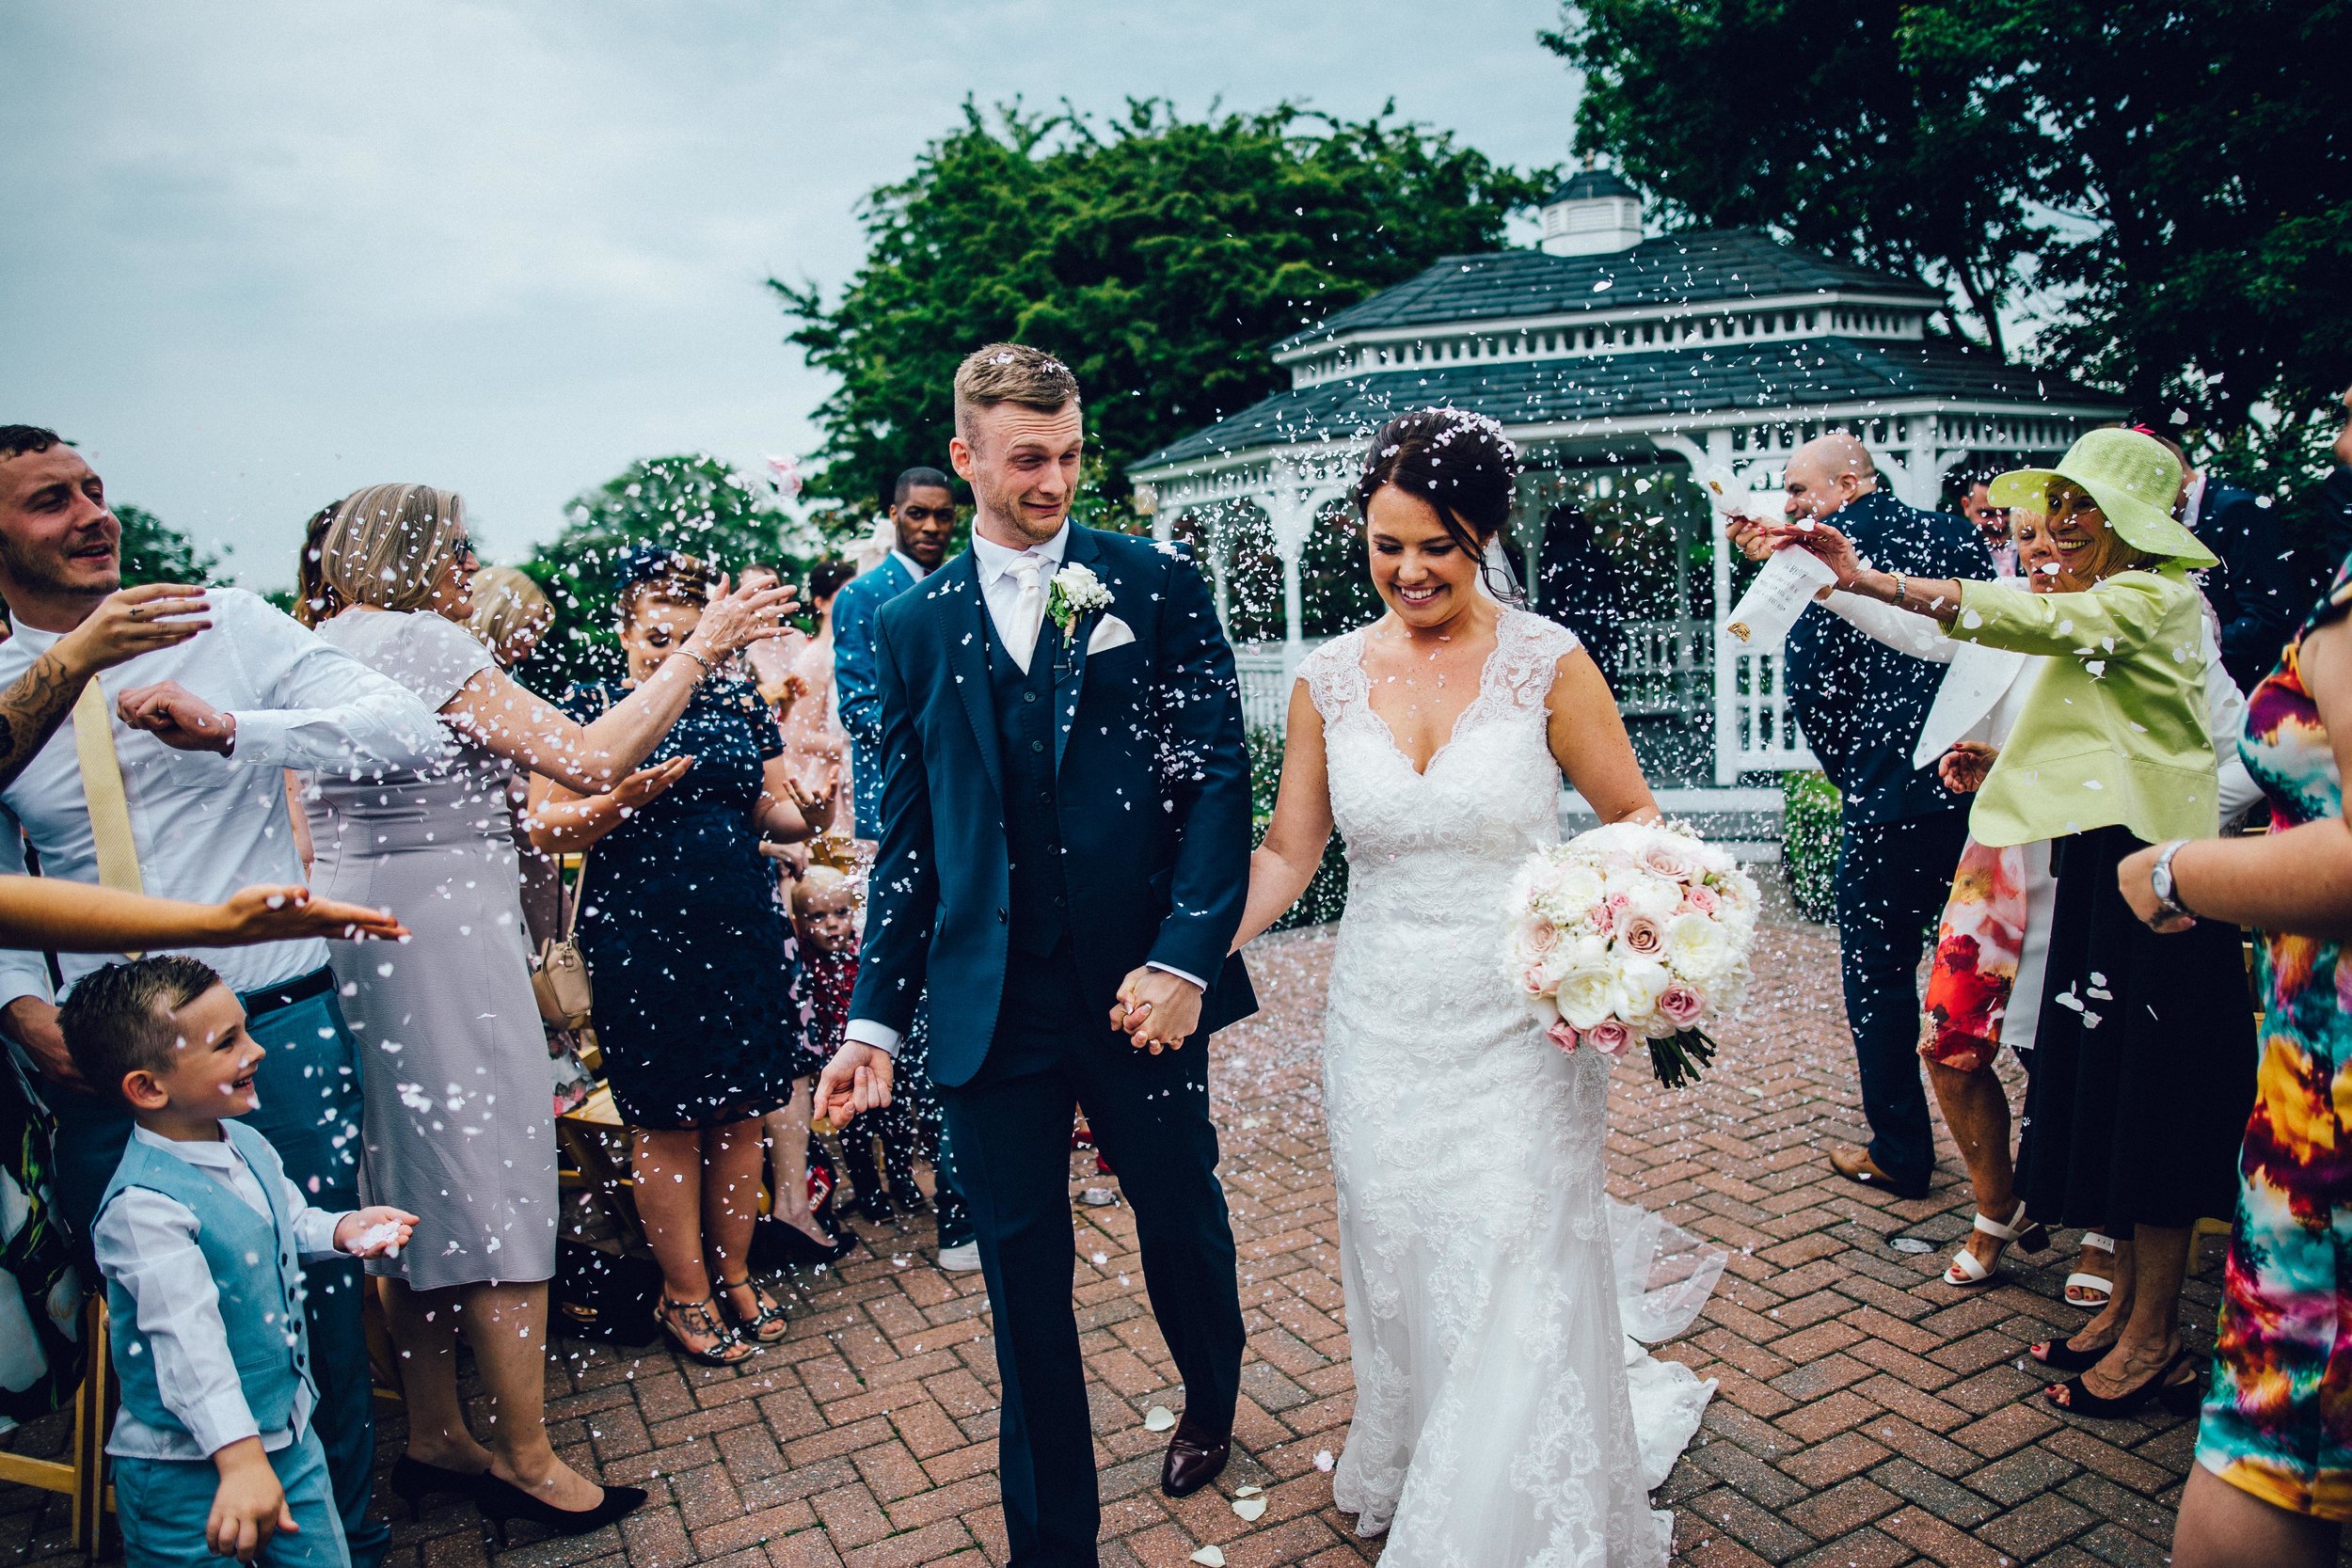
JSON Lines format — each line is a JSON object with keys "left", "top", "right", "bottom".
{"left": 1269, "top": 230, "right": 1941, "bottom": 356}
{"left": 1133, "top": 337, "right": 2109, "bottom": 472}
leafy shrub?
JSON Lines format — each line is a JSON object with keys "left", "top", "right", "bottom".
{"left": 1781, "top": 769, "right": 1842, "bottom": 924}
{"left": 1247, "top": 727, "right": 1348, "bottom": 931}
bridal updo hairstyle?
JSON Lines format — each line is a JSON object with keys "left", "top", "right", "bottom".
{"left": 1353, "top": 407, "right": 1521, "bottom": 597}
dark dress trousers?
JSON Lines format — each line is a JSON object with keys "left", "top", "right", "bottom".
{"left": 849, "top": 526, "right": 1254, "bottom": 1567}
{"left": 1785, "top": 488, "right": 1993, "bottom": 1194}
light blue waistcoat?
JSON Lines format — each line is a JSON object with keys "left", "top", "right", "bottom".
{"left": 98, "top": 1119, "right": 315, "bottom": 1441}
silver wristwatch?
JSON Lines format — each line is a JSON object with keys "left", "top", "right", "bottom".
{"left": 2149, "top": 840, "right": 2193, "bottom": 921}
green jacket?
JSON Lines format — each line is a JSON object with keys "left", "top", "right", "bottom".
{"left": 1945, "top": 568, "right": 2218, "bottom": 848}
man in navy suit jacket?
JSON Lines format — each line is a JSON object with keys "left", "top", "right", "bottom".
{"left": 817, "top": 345, "right": 1255, "bottom": 1567}
{"left": 832, "top": 467, "right": 955, "bottom": 840}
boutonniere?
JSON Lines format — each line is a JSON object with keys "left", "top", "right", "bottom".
{"left": 1046, "top": 562, "right": 1113, "bottom": 642}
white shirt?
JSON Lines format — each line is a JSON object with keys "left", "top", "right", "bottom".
{"left": 845, "top": 524, "right": 1199, "bottom": 1058}
{"left": 891, "top": 548, "right": 933, "bottom": 584}
{"left": 91, "top": 1125, "right": 347, "bottom": 1460}
{"left": 0, "top": 588, "right": 444, "bottom": 1006}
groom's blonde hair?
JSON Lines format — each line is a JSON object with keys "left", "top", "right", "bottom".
{"left": 953, "top": 343, "right": 1081, "bottom": 443}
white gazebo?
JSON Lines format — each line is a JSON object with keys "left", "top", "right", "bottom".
{"left": 1129, "top": 169, "right": 2123, "bottom": 792}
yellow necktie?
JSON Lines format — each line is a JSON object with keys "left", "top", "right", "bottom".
{"left": 72, "top": 678, "right": 145, "bottom": 899}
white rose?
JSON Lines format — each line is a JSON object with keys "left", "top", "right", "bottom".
{"left": 1551, "top": 862, "right": 1606, "bottom": 920}
{"left": 1618, "top": 873, "right": 1682, "bottom": 923}
{"left": 1664, "top": 911, "right": 1733, "bottom": 980}
{"left": 1554, "top": 966, "right": 1619, "bottom": 1031}
{"left": 1613, "top": 957, "right": 1671, "bottom": 1022}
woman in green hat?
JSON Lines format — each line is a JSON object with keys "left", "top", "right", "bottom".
{"left": 1769, "top": 425, "right": 2256, "bottom": 1421}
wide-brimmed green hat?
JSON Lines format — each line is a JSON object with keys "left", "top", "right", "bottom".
{"left": 1987, "top": 427, "right": 2216, "bottom": 570}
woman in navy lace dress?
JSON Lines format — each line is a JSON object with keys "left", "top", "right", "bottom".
{"left": 532, "top": 551, "right": 826, "bottom": 1364}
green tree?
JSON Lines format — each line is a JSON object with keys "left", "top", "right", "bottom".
{"left": 114, "top": 504, "right": 222, "bottom": 588}
{"left": 516, "top": 454, "right": 820, "bottom": 690}
{"left": 774, "top": 99, "right": 1550, "bottom": 515}
{"left": 1545, "top": 0, "right": 2035, "bottom": 356}
{"left": 1549, "top": 0, "right": 2352, "bottom": 504}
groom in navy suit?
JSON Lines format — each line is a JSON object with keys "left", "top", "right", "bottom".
{"left": 817, "top": 343, "right": 1256, "bottom": 1567}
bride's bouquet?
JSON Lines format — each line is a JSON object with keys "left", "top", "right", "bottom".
{"left": 1504, "top": 821, "right": 1759, "bottom": 1088}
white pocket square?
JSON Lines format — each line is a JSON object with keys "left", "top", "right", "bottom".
{"left": 1087, "top": 614, "right": 1136, "bottom": 655}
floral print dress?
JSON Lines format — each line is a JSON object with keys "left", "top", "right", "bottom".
{"left": 2200, "top": 554, "right": 2352, "bottom": 1521}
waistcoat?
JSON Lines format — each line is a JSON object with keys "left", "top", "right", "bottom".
{"left": 985, "top": 606, "right": 1073, "bottom": 958}
{"left": 99, "top": 1118, "right": 313, "bottom": 1441}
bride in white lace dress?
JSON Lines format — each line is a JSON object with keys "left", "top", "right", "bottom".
{"left": 1234, "top": 410, "right": 1720, "bottom": 1565}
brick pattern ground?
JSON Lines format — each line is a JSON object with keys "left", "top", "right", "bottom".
{"left": 0, "top": 909, "right": 2290, "bottom": 1566}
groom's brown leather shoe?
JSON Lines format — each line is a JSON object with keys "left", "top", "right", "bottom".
{"left": 1829, "top": 1145, "right": 1930, "bottom": 1201}
{"left": 1160, "top": 1418, "right": 1231, "bottom": 1497}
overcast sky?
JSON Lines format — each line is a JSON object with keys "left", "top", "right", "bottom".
{"left": 2, "top": 2, "right": 1578, "bottom": 589}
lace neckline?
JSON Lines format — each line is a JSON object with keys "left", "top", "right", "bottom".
{"left": 1352, "top": 614, "right": 1513, "bottom": 779}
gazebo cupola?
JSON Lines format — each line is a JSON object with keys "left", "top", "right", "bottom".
{"left": 1539, "top": 166, "right": 1644, "bottom": 257}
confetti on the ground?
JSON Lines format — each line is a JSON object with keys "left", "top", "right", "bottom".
{"left": 1144, "top": 1404, "right": 1177, "bottom": 1432}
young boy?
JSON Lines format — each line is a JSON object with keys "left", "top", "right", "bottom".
{"left": 57, "top": 957, "right": 415, "bottom": 1568}
{"left": 792, "top": 867, "right": 920, "bottom": 1221}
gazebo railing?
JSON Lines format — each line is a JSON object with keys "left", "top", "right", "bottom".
{"left": 1715, "top": 641, "right": 1817, "bottom": 783}
{"left": 1232, "top": 641, "right": 1324, "bottom": 736}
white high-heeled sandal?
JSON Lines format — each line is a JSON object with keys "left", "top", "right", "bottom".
{"left": 1943, "top": 1200, "right": 2049, "bottom": 1289}
{"left": 2064, "top": 1231, "right": 2117, "bottom": 1307}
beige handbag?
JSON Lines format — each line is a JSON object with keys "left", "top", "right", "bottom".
{"left": 532, "top": 855, "right": 594, "bottom": 1031}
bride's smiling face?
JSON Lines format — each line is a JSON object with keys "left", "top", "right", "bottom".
{"left": 1366, "top": 484, "right": 1483, "bottom": 630}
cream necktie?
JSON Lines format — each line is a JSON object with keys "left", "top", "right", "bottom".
{"left": 72, "top": 678, "right": 145, "bottom": 957}
{"left": 999, "top": 554, "right": 1050, "bottom": 673}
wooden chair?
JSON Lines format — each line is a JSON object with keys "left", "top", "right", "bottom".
{"left": 0, "top": 1294, "right": 115, "bottom": 1557}
{"left": 555, "top": 1084, "right": 644, "bottom": 1248}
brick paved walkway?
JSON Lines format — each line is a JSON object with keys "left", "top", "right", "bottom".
{"left": 0, "top": 907, "right": 2249, "bottom": 1566}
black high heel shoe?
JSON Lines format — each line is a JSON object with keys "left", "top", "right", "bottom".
{"left": 2030, "top": 1331, "right": 2120, "bottom": 1373}
{"left": 475, "top": 1473, "right": 648, "bottom": 1552}
{"left": 389, "top": 1454, "right": 485, "bottom": 1519}
{"left": 2043, "top": 1349, "right": 2202, "bottom": 1419}
{"left": 769, "top": 1221, "right": 858, "bottom": 1265}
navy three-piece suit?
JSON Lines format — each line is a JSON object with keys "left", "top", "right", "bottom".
{"left": 847, "top": 524, "right": 1256, "bottom": 1566}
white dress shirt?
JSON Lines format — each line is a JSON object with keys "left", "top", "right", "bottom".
{"left": 844, "top": 525, "right": 1200, "bottom": 1059}
{"left": 0, "top": 588, "right": 444, "bottom": 1006}
{"left": 91, "top": 1125, "right": 347, "bottom": 1460}
{"left": 891, "top": 548, "right": 933, "bottom": 584}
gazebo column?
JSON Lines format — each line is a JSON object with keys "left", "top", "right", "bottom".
{"left": 1259, "top": 461, "right": 1329, "bottom": 681}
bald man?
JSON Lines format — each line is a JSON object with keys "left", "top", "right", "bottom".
{"left": 1735, "top": 434, "right": 1993, "bottom": 1199}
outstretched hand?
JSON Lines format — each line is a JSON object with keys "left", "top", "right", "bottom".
{"left": 1109, "top": 966, "right": 1203, "bottom": 1054}
{"left": 57, "top": 584, "right": 212, "bottom": 674}
{"left": 814, "top": 1042, "right": 895, "bottom": 1123}
{"left": 215, "top": 885, "right": 407, "bottom": 944}
{"left": 612, "top": 755, "right": 692, "bottom": 813}
{"left": 686, "top": 574, "right": 801, "bottom": 663}
{"left": 1763, "top": 520, "right": 1865, "bottom": 587}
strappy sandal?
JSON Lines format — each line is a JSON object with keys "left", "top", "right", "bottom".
{"left": 659, "top": 1296, "right": 755, "bottom": 1367}
{"left": 715, "top": 1275, "right": 789, "bottom": 1344}
{"left": 2064, "top": 1231, "right": 2117, "bottom": 1307}
{"left": 2043, "top": 1349, "right": 2202, "bottom": 1419}
{"left": 1944, "top": 1200, "right": 2049, "bottom": 1289}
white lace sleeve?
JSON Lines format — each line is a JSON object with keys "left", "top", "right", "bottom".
{"left": 1493, "top": 610, "right": 1583, "bottom": 710}
{"left": 1297, "top": 630, "right": 1366, "bottom": 723}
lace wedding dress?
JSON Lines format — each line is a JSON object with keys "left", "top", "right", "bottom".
{"left": 1302, "top": 608, "right": 1722, "bottom": 1567}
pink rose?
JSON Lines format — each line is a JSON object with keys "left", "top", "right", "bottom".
{"left": 1590, "top": 902, "right": 1615, "bottom": 934}
{"left": 1607, "top": 893, "right": 1632, "bottom": 913}
{"left": 1682, "top": 885, "right": 1721, "bottom": 916}
{"left": 1521, "top": 965, "right": 1550, "bottom": 997}
{"left": 1640, "top": 842, "right": 1697, "bottom": 882}
{"left": 1619, "top": 913, "right": 1666, "bottom": 958}
{"left": 1658, "top": 984, "right": 1706, "bottom": 1028}
{"left": 1521, "top": 919, "right": 1561, "bottom": 958}
{"left": 1585, "top": 1019, "right": 1634, "bottom": 1058}
{"left": 1545, "top": 1020, "right": 1581, "bottom": 1054}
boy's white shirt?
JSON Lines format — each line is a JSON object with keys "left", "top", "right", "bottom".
{"left": 91, "top": 1124, "right": 348, "bottom": 1461}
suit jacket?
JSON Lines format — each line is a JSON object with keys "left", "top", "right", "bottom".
{"left": 1784, "top": 488, "right": 1994, "bottom": 824}
{"left": 2195, "top": 480, "right": 2300, "bottom": 693}
{"left": 845, "top": 526, "right": 1258, "bottom": 1088}
{"left": 831, "top": 554, "right": 918, "bottom": 839}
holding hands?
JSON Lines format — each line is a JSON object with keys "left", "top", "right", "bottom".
{"left": 814, "top": 1042, "right": 894, "bottom": 1123}
{"left": 1109, "top": 966, "right": 1203, "bottom": 1054}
